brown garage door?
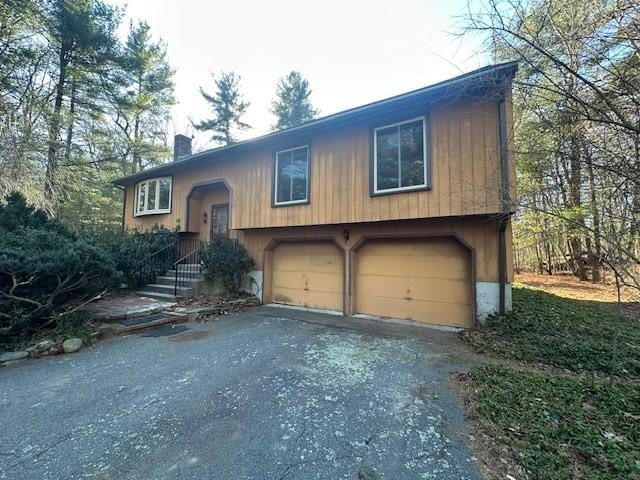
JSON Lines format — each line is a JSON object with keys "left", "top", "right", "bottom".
{"left": 355, "top": 238, "right": 472, "bottom": 327}
{"left": 271, "top": 241, "right": 344, "bottom": 311}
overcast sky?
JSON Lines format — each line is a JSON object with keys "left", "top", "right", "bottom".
{"left": 110, "top": 0, "right": 486, "bottom": 151}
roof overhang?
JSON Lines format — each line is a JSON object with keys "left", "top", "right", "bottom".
{"left": 113, "top": 61, "right": 518, "bottom": 187}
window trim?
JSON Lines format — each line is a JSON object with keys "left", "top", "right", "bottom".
{"left": 133, "top": 176, "right": 173, "bottom": 216}
{"left": 371, "top": 115, "right": 430, "bottom": 196}
{"left": 272, "top": 144, "right": 311, "bottom": 207}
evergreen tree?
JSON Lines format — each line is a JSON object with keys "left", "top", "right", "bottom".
{"left": 270, "top": 71, "right": 318, "bottom": 130}
{"left": 193, "top": 71, "right": 250, "bottom": 145}
{"left": 42, "top": 0, "right": 120, "bottom": 205}
{"left": 108, "top": 20, "right": 175, "bottom": 173}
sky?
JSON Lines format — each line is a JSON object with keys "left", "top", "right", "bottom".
{"left": 110, "top": 0, "right": 487, "bottom": 151}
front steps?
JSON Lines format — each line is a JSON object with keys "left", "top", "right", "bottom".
{"left": 97, "top": 311, "right": 188, "bottom": 336}
{"left": 137, "top": 264, "right": 204, "bottom": 301}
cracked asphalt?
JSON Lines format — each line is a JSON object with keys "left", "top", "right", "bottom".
{"left": 0, "top": 307, "right": 480, "bottom": 479}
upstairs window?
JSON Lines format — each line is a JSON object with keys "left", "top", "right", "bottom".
{"left": 134, "top": 177, "right": 172, "bottom": 215}
{"left": 274, "top": 145, "right": 309, "bottom": 206}
{"left": 373, "top": 117, "right": 428, "bottom": 194}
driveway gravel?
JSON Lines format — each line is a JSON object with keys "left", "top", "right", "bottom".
{"left": 0, "top": 307, "right": 479, "bottom": 480}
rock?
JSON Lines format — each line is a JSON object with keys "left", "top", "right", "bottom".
{"left": 27, "top": 339, "right": 55, "bottom": 356}
{"left": 36, "top": 339, "right": 55, "bottom": 351}
{"left": 0, "top": 351, "right": 28, "bottom": 362}
{"left": 62, "top": 338, "right": 83, "bottom": 353}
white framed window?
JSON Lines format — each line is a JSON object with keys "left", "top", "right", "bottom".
{"left": 274, "top": 145, "right": 309, "bottom": 206}
{"left": 373, "top": 116, "right": 428, "bottom": 194}
{"left": 134, "top": 177, "right": 172, "bottom": 216}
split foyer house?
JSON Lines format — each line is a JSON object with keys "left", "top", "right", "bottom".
{"left": 113, "top": 62, "right": 518, "bottom": 329}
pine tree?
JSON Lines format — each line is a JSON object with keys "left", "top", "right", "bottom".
{"left": 270, "top": 71, "right": 319, "bottom": 131}
{"left": 193, "top": 72, "right": 250, "bottom": 145}
{"left": 109, "top": 20, "right": 175, "bottom": 173}
{"left": 43, "top": 0, "right": 120, "bottom": 205}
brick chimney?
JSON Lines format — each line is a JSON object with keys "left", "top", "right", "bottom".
{"left": 174, "top": 134, "right": 192, "bottom": 161}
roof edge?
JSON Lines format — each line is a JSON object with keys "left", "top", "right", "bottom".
{"left": 113, "top": 61, "right": 518, "bottom": 186}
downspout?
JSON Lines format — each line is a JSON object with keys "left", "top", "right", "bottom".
{"left": 498, "top": 91, "right": 510, "bottom": 316}
{"left": 115, "top": 184, "right": 126, "bottom": 233}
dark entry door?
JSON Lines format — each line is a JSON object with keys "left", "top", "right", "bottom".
{"left": 210, "top": 204, "right": 229, "bottom": 238}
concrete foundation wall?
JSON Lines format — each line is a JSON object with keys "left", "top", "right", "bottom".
{"left": 242, "top": 270, "right": 264, "bottom": 300}
{"left": 476, "top": 281, "right": 512, "bottom": 323}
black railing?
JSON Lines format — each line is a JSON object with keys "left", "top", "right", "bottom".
{"left": 173, "top": 240, "right": 207, "bottom": 296}
{"left": 134, "top": 240, "right": 179, "bottom": 290}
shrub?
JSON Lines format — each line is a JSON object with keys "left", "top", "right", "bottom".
{"left": 201, "top": 236, "right": 254, "bottom": 294}
{"left": 0, "top": 193, "right": 120, "bottom": 345}
{"left": 98, "top": 224, "right": 178, "bottom": 287}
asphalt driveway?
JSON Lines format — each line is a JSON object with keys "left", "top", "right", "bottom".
{"left": 0, "top": 307, "right": 479, "bottom": 480}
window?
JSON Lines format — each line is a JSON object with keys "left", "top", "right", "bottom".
{"left": 134, "top": 177, "right": 172, "bottom": 215}
{"left": 373, "top": 117, "right": 428, "bottom": 194}
{"left": 274, "top": 145, "right": 309, "bottom": 205}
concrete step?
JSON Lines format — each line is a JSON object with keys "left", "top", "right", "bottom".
{"left": 155, "top": 275, "right": 205, "bottom": 286}
{"left": 144, "top": 284, "right": 194, "bottom": 296}
{"left": 137, "top": 290, "right": 182, "bottom": 301}
{"left": 98, "top": 311, "right": 188, "bottom": 336}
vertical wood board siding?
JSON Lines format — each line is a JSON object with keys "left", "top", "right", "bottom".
{"left": 124, "top": 97, "right": 514, "bottom": 232}
{"left": 238, "top": 216, "right": 512, "bottom": 283}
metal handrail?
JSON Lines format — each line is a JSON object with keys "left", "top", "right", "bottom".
{"left": 133, "top": 239, "right": 179, "bottom": 290}
{"left": 172, "top": 240, "right": 206, "bottom": 296}
{"left": 132, "top": 240, "right": 178, "bottom": 269}
{"left": 172, "top": 246, "right": 201, "bottom": 267}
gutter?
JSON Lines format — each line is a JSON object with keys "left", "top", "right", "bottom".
{"left": 497, "top": 91, "right": 511, "bottom": 316}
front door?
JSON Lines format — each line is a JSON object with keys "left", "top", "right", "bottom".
{"left": 210, "top": 203, "right": 229, "bottom": 239}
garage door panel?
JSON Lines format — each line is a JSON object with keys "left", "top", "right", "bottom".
{"left": 355, "top": 238, "right": 472, "bottom": 327}
{"left": 404, "top": 256, "right": 469, "bottom": 279}
{"left": 272, "top": 270, "right": 306, "bottom": 290}
{"left": 276, "top": 242, "right": 338, "bottom": 256}
{"left": 271, "top": 241, "right": 344, "bottom": 312}
{"left": 302, "top": 291, "right": 343, "bottom": 310}
{"left": 271, "top": 287, "right": 343, "bottom": 311}
{"left": 407, "top": 277, "right": 471, "bottom": 303}
{"left": 303, "top": 272, "right": 344, "bottom": 293}
{"left": 270, "top": 254, "right": 302, "bottom": 271}
{"left": 406, "top": 241, "right": 466, "bottom": 257}
{"left": 356, "top": 295, "right": 410, "bottom": 320}
{"left": 306, "top": 255, "right": 342, "bottom": 273}
{"left": 406, "top": 300, "right": 471, "bottom": 327}
{"left": 357, "top": 274, "right": 409, "bottom": 298}
{"left": 359, "top": 242, "right": 411, "bottom": 257}
{"left": 357, "top": 254, "right": 416, "bottom": 276}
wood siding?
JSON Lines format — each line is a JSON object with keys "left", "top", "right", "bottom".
{"left": 124, "top": 97, "right": 514, "bottom": 232}
{"left": 239, "top": 216, "right": 513, "bottom": 283}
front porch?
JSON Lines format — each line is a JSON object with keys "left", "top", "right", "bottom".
{"left": 183, "top": 180, "right": 231, "bottom": 242}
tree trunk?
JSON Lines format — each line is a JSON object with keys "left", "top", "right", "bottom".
{"left": 133, "top": 73, "right": 143, "bottom": 173}
{"left": 544, "top": 241, "right": 553, "bottom": 275}
{"left": 568, "top": 125, "right": 587, "bottom": 281}
{"left": 586, "top": 147, "right": 602, "bottom": 282}
{"left": 63, "top": 75, "right": 77, "bottom": 166}
{"left": 45, "top": 49, "right": 68, "bottom": 207}
{"left": 133, "top": 115, "right": 141, "bottom": 172}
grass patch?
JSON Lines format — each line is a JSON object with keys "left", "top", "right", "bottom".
{"left": 466, "top": 365, "right": 640, "bottom": 480}
{"left": 463, "top": 285, "right": 640, "bottom": 377}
